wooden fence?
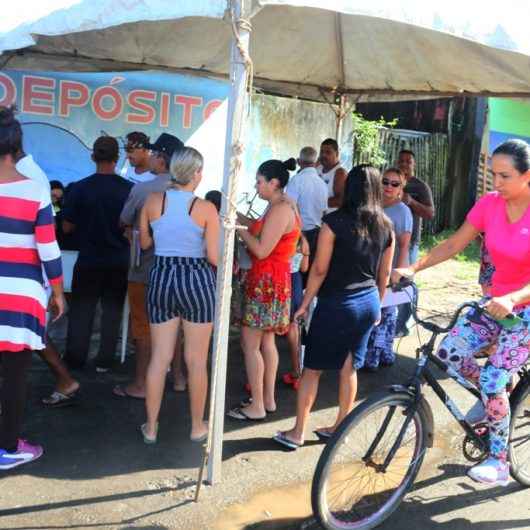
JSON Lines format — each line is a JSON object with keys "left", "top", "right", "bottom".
{"left": 476, "top": 152, "right": 494, "bottom": 198}
{"left": 352, "top": 128, "right": 449, "bottom": 234}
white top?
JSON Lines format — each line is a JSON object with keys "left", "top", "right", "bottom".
{"left": 318, "top": 163, "right": 344, "bottom": 214}
{"left": 122, "top": 165, "right": 156, "bottom": 184}
{"left": 286, "top": 166, "right": 328, "bottom": 230}
{"left": 16, "top": 154, "right": 50, "bottom": 193}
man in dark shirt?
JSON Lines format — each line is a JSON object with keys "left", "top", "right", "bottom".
{"left": 395, "top": 149, "right": 434, "bottom": 336}
{"left": 63, "top": 136, "right": 133, "bottom": 371}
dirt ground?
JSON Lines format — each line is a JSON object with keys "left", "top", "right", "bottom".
{"left": 2, "top": 258, "right": 530, "bottom": 530}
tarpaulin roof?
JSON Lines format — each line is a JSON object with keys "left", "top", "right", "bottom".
{"left": 2, "top": 0, "right": 530, "bottom": 101}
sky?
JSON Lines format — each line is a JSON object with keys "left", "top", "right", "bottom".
{"left": 0, "top": 0, "right": 79, "bottom": 32}
{"left": 1, "top": 0, "right": 530, "bottom": 54}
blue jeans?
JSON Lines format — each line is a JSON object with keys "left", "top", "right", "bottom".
{"left": 395, "top": 243, "right": 419, "bottom": 335}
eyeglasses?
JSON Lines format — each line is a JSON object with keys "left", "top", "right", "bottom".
{"left": 125, "top": 143, "right": 146, "bottom": 153}
{"left": 382, "top": 178, "right": 401, "bottom": 188}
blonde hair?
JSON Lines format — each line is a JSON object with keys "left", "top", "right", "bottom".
{"left": 383, "top": 167, "right": 406, "bottom": 186}
{"left": 169, "top": 146, "right": 203, "bottom": 186}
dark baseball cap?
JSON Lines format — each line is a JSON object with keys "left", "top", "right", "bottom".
{"left": 147, "top": 133, "right": 184, "bottom": 158}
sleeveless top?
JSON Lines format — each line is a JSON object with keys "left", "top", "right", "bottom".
{"left": 151, "top": 189, "right": 205, "bottom": 258}
{"left": 318, "top": 163, "right": 344, "bottom": 213}
{"left": 249, "top": 215, "right": 301, "bottom": 269}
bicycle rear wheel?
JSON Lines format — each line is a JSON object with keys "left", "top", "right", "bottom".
{"left": 509, "top": 379, "right": 530, "bottom": 486}
{"left": 312, "top": 391, "right": 428, "bottom": 530}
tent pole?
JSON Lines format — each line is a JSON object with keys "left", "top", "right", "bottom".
{"left": 205, "top": 0, "right": 252, "bottom": 486}
{"left": 336, "top": 94, "right": 346, "bottom": 141}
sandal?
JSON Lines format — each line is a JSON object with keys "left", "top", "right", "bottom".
{"left": 140, "top": 423, "right": 158, "bottom": 444}
{"left": 190, "top": 423, "right": 208, "bottom": 443}
{"left": 113, "top": 385, "right": 145, "bottom": 400}
{"left": 239, "top": 398, "right": 276, "bottom": 414}
{"left": 273, "top": 431, "right": 303, "bottom": 451}
{"left": 42, "top": 390, "right": 79, "bottom": 408}
{"left": 227, "top": 407, "right": 266, "bottom": 421}
{"left": 314, "top": 429, "right": 334, "bottom": 442}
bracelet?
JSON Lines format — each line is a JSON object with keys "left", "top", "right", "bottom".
{"left": 302, "top": 253, "right": 310, "bottom": 256}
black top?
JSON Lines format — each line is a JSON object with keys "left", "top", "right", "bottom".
{"left": 62, "top": 173, "right": 133, "bottom": 268}
{"left": 404, "top": 176, "right": 433, "bottom": 245}
{"left": 319, "top": 209, "right": 392, "bottom": 296}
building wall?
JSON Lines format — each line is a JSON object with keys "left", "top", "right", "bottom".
{"left": 242, "top": 93, "right": 353, "bottom": 213}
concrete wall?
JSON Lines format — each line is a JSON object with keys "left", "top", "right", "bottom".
{"left": 240, "top": 93, "right": 353, "bottom": 213}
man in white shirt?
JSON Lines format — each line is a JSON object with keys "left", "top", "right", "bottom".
{"left": 317, "top": 138, "right": 348, "bottom": 213}
{"left": 286, "top": 146, "right": 328, "bottom": 264}
{"left": 122, "top": 131, "right": 156, "bottom": 184}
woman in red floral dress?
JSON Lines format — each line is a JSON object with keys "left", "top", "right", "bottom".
{"left": 228, "top": 159, "right": 300, "bottom": 421}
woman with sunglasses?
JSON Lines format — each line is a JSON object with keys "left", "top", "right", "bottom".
{"left": 364, "top": 168, "right": 412, "bottom": 371}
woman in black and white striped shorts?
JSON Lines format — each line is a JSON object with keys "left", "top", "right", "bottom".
{"left": 139, "top": 146, "right": 219, "bottom": 444}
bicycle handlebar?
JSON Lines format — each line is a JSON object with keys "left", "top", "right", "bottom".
{"left": 390, "top": 278, "right": 482, "bottom": 335}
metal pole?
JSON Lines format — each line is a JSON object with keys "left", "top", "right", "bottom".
{"left": 335, "top": 94, "right": 346, "bottom": 142}
{"left": 206, "top": 0, "right": 251, "bottom": 485}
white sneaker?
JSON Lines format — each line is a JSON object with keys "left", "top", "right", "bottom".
{"left": 468, "top": 457, "right": 510, "bottom": 486}
{"left": 465, "top": 400, "right": 487, "bottom": 424}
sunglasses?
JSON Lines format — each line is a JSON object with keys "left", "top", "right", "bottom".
{"left": 382, "top": 178, "right": 401, "bottom": 188}
{"left": 125, "top": 143, "right": 147, "bottom": 153}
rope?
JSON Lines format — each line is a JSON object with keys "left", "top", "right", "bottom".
{"left": 230, "top": 11, "right": 254, "bottom": 108}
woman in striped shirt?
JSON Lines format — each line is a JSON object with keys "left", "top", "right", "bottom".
{"left": 0, "top": 106, "right": 65, "bottom": 471}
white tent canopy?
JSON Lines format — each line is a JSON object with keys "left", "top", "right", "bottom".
{"left": 2, "top": 0, "right": 530, "bottom": 101}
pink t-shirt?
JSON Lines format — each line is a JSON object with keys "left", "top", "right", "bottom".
{"left": 467, "top": 192, "right": 530, "bottom": 298}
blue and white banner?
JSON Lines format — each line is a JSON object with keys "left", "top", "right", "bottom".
{"left": 0, "top": 69, "right": 229, "bottom": 191}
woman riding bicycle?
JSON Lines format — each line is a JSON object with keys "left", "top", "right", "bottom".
{"left": 393, "top": 138, "right": 530, "bottom": 487}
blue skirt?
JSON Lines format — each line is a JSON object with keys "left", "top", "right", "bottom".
{"left": 304, "top": 288, "right": 380, "bottom": 370}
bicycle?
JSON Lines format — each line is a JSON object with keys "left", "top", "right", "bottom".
{"left": 311, "top": 279, "right": 530, "bottom": 530}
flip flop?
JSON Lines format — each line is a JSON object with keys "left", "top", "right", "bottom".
{"left": 42, "top": 390, "right": 79, "bottom": 408}
{"left": 273, "top": 431, "right": 303, "bottom": 451}
{"left": 227, "top": 407, "right": 266, "bottom": 421}
{"left": 113, "top": 385, "right": 145, "bottom": 400}
{"left": 314, "top": 429, "right": 334, "bottom": 441}
{"left": 140, "top": 423, "right": 158, "bottom": 444}
{"left": 239, "top": 398, "right": 276, "bottom": 414}
{"left": 190, "top": 423, "right": 209, "bottom": 443}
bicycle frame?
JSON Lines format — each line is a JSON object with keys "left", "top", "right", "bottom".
{"left": 365, "top": 282, "right": 509, "bottom": 471}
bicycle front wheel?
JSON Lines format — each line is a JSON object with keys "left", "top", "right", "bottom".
{"left": 312, "top": 391, "right": 428, "bottom": 530}
{"left": 509, "top": 379, "right": 530, "bottom": 486}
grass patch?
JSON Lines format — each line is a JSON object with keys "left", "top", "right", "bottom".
{"left": 421, "top": 229, "right": 480, "bottom": 264}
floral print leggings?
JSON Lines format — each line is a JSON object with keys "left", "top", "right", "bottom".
{"left": 365, "top": 306, "right": 398, "bottom": 369}
{"left": 437, "top": 303, "right": 530, "bottom": 461}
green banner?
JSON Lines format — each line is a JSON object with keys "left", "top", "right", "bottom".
{"left": 490, "top": 98, "right": 530, "bottom": 136}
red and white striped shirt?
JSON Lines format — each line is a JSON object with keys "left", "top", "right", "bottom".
{"left": 0, "top": 178, "right": 62, "bottom": 352}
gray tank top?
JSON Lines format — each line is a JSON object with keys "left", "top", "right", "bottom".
{"left": 151, "top": 189, "right": 206, "bottom": 258}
